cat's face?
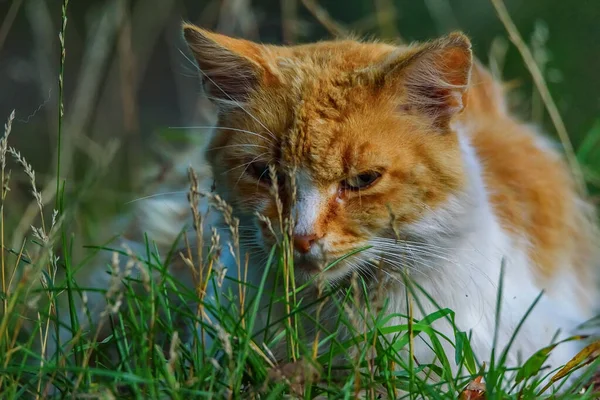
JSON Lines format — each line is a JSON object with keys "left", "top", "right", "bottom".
{"left": 184, "top": 26, "right": 472, "bottom": 281}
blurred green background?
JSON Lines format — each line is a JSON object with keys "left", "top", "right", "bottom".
{"left": 0, "top": 0, "right": 599, "bottom": 244}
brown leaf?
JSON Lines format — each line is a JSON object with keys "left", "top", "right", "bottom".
{"left": 460, "top": 376, "right": 486, "bottom": 400}
{"left": 539, "top": 339, "right": 600, "bottom": 394}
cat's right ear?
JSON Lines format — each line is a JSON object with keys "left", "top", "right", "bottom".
{"left": 182, "top": 24, "right": 265, "bottom": 105}
{"left": 376, "top": 32, "right": 473, "bottom": 130}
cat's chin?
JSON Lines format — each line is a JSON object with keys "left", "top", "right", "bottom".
{"left": 293, "top": 260, "right": 322, "bottom": 275}
{"left": 291, "top": 252, "right": 325, "bottom": 275}
{"left": 292, "top": 255, "right": 360, "bottom": 284}
{"left": 293, "top": 263, "right": 347, "bottom": 285}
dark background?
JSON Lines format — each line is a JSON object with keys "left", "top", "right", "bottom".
{"left": 1, "top": 0, "right": 599, "bottom": 243}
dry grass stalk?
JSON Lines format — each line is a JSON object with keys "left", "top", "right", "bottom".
{"left": 268, "top": 164, "right": 298, "bottom": 360}
{"left": 186, "top": 167, "right": 204, "bottom": 291}
{"left": 373, "top": 0, "right": 402, "bottom": 40}
{"left": 281, "top": 0, "right": 298, "bottom": 44}
{"left": 1, "top": 110, "right": 15, "bottom": 317}
{"left": 300, "top": 0, "right": 350, "bottom": 38}
{"left": 4, "top": 141, "right": 66, "bottom": 396}
{"left": 72, "top": 250, "right": 134, "bottom": 393}
{"left": 8, "top": 148, "right": 46, "bottom": 234}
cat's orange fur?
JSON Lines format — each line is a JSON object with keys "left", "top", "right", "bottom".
{"left": 465, "top": 96, "right": 595, "bottom": 284}
{"left": 463, "top": 64, "right": 597, "bottom": 293}
{"left": 184, "top": 24, "right": 597, "bottom": 299}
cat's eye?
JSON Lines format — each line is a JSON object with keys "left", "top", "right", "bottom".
{"left": 341, "top": 171, "right": 382, "bottom": 191}
{"left": 248, "top": 161, "right": 284, "bottom": 186}
{"left": 248, "top": 161, "right": 269, "bottom": 181}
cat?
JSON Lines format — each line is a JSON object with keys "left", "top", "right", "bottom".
{"left": 50, "top": 24, "right": 599, "bottom": 393}
{"left": 179, "top": 24, "right": 600, "bottom": 388}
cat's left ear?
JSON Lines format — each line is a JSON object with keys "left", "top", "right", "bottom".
{"left": 182, "top": 23, "right": 268, "bottom": 106}
{"left": 379, "top": 32, "right": 473, "bottom": 129}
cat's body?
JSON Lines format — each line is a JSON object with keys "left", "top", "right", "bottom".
{"left": 53, "top": 26, "right": 599, "bottom": 392}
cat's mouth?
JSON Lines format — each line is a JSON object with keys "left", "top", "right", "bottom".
{"left": 292, "top": 252, "right": 327, "bottom": 274}
{"left": 292, "top": 250, "right": 357, "bottom": 280}
{"left": 293, "top": 260, "right": 322, "bottom": 275}
{"left": 253, "top": 223, "right": 361, "bottom": 278}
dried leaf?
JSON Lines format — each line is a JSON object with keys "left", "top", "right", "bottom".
{"left": 539, "top": 339, "right": 600, "bottom": 394}
{"left": 460, "top": 376, "right": 486, "bottom": 400}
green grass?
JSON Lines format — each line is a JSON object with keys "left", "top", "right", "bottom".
{"left": 0, "top": 199, "right": 598, "bottom": 398}
{"left": 1, "top": 1, "right": 600, "bottom": 399}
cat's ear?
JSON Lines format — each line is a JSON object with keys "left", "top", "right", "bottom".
{"left": 182, "top": 24, "right": 265, "bottom": 105}
{"left": 380, "top": 32, "right": 473, "bottom": 129}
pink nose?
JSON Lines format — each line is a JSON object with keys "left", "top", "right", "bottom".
{"left": 293, "top": 234, "right": 318, "bottom": 254}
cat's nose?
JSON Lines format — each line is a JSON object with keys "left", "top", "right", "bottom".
{"left": 293, "top": 234, "right": 318, "bottom": 254}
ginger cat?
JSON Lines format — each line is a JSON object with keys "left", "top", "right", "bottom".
{"left": 50, "top": 24, "right": 599, "bottom": 393}
{"left": 177, "top": 24, "right": 599, "bottom": 387}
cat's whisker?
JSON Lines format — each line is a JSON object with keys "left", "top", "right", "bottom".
{"left": 209, "top": 143, "right": 270, "bottom": 151}
{"left": 343, "top": 257, "right": 377, "bottom": 283}
{"left": 368, "top": 236, "right": 465, "bottom": 252}
{"left": 368, "top": 240, "right": 490, "bottom": 268}
{"left": 367, "top": 242, "right": 458, "bottom": 265}
{"left": 356, "top": 257, "right": 407, "bottom": 289}
{"left": 221, "top": 153, "right": 270, "bottom": 176}
{"left": 178, "top": 48, "right": 200, "bottom": 72}
{"left": 366, "top": 253, "right": 438, "bottom": 280}
{"left": 363, "top": 246, "right": 444, "bottom": 272}
{"left": 167, "top": 125, "right": 275, "bottom": 145}
{"left": 369, "top": 242, "right": 459, "bottom": 263}
{"left": 368, "top": 246, "right": 458, "bottom": 273}
{"left": 367, "top": 238, "right": 497, "bottom": 287}
{"left": 365, "top": 247, "right": 484, "bottom": 296}
{"left": 370, "top": 246, "right": 488, "bottom": 324}
{"left": 124, "top": 190, "right": 190, "bottom": 205}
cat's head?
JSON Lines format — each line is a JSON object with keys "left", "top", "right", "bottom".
{"left": 183, "top": 25, "right": 472, "bottom": 281}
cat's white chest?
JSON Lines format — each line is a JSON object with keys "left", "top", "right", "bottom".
{"left": 379, "top": 199, "right": 584, "bottom": 383}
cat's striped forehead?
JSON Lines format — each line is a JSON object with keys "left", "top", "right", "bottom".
{"left": 211, "top": 69, "right": 390, "bottom": 182}
{"left": 276, "top": 74, "right": 381, "bottom": 178}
